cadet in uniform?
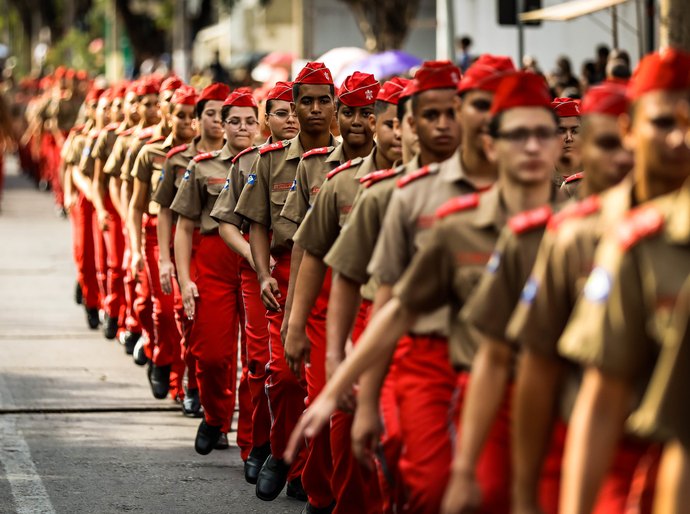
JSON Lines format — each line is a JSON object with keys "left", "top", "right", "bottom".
{"left": 153, "top": 82, "right": 230, "bottom": 417}
{"left": 210, "top": 81, "right": 300, "bottom": 485}
{"left": 552, "top": 97, "right": 582, "bottom": 186}
{"left": 129, "top": 84, "right": 196, "bottom": 402}
{"left": 504, "top": 81, "right": 635, "bottom": 514}
{"left": 234, "top": 61, "right": 336, "bottom": 503}
{"left": 556, "top": 48, "right": 690, "bottom": 514}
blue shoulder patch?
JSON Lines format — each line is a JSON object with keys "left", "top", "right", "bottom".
{"left": 290, "top": 179, "right": 296, "bottom": 192}
{"left": 222, "top": 178, "right": 230, "bottom": 191}
{"left": 583, "top": 267, "right": 612, "bottom": 303}
{"left": 486, "top": 250, "right": 501, "bottom": 274}
{"left": 520, "top": 277, "right": 538, "bottom": 304}
{"left": 247, "top": 173, "right": 256, "bottom": 185}
{"left": 183, "top": 169, "right": 191, "bottom": 181}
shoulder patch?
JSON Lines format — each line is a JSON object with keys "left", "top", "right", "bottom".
{"left": 435, "top": 193, "right": 481, "bottom": 219}
{"left": 193, "top": 150, "right": 222, "bottom": 163}
{"left": 564, "top": 171, "right": 584, "bottom": 184}
{"left": 361, "top": 168, "right": 401, "bottom": 188}
{"left": 616, "top": 206, "right": 665, "bottom": 250}
{"left": 232, "top": 145, "right": 257, "bottom": 163}
{"left": 508, "top": 205, "right": 553, "bottom": 234}
{"left": 105, "top": 122, "right": 120, "bottom": 131}
{"left": 397, "top": 163, "right": 439, "bottom": 188}
{"left": 548, "top": 194, "right": 601, "bottom": 231}
{"left": 70, "top": 124, "right": 85, "bottom": 134}
{"left": 166, "top": 144, "right": 189, "bottom": 159}
{"left": 145, "top": 135, "right": 165, "bottom": 146}
{"left": 302, "top": 146, "right": 333, "bottom": 159}
{"left": 119, "top": 127, "right": 136, "bottom": 136}
{"left": 137, "top": 127, "right": 155, "bottom": 140}
{"left": 326, "top": 158, "right": 362, "bottom": 180}
{"left": 259, "top": 140, "right": 288, "bottom": 155}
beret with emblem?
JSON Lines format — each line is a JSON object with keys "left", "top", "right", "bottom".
{"left": 338, "top": 71, "right": 380, "bottom": 107}
{"left": 266, "top": 81, "right": 294, "bottom": 102}
{"left": 581, "top": 81, "right": 629, "bottom": 117}
{"left": 294, "top": 61, "right": 334, "bottom": 85}
{"left": 171, "top": 84, "right": 198, "bottom": 106}
{"left": 377, "top": 77, "right": 410, "bottom": 105}
{"left": 490, "top": 72, "right": 552, "bottom": 115}
{"left": 551, "top": 97, "right": 581, "bottom": 118}
{"left": 160, "top": 76, "right": 183, "bottom": 93}
{"left": 135, "top": 79, "right": 159, "bottom": 97}
{"left": 410, "top": 60, "right": 462, "bottom": 95}
{"left": 458, "top": 54, "right": 516, "bottom": 94}
{"left": 627, "top": 47, "right": 690, "bottom": 100}
{"left": 223, "top": 87, "right": 258, "bottom": 107}
{"left": 199, "top": 82, "right": 232, "bottom": 102}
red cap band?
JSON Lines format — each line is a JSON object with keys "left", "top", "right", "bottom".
{"left": 338, "top": 71, "right": 380, "bottom": 107}
{"left": 171, "top": 84, "right": 198, "bottom": 106}
{"left": 160, "top": 76, "right": 183, "bottom": 93}
{"left": 223, "top": 87, "right": 258, "bottom": 108}
{"left": 266, "top": 81, "right": 294, "bottom": 102}
{"left": 377, "top": 77, "right": 411, "bottom": 105}
{"left": 551, "top": 97, "right": 581, "bottom": 117}
{"left": 294, "top": 62, "right": 334, "bottom": 85}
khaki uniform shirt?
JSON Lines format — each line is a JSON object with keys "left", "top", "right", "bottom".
{"left": 281, "top": 143, "right": 343, "bottom": 225}
{"left": 65, "top": 130, "right": 86, "bottom": 166}
{"left": 91, "top": 123, "right": 120, "bottom": 163}
{"left": 559, "top": 181, "right": 690, "bottom": 439}
{"left": 210, "top": 139, "right": 270, "bottom": 232}
{"left": 368, "top": 150, "right": 483, "bottom": 336}
{"left": 461, "top": 188, "right": 565, "bottom": 344}
{"left": 170, "top": 145, "right": 234, "bottom": 234}
{"left": 121, "top": 125, "right": 159, "bottom": 182}
{"left": 131, "top": 133, "right": 174, "bottom": 216}
{"left": 78, "top": 128, "right": 100, "bottom": 179}
{"left": 152, "top": 137, "right": 201, "bottom": 209}
{"left": 103, "top": 127, "right": 136, "bottom": 177}
{"left": 294, "top": 149, "right": 378, "bottom": 259}
{"left": 235, "top": 135, "right": 336, "bottom": 253}
{"left": 561, "top": 172, "right": 583, "bottom": 199}
{"left": 394, "top": 186, "right": 508, "bottom": 367}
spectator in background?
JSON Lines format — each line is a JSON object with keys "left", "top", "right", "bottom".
{"left": 606, "top": 49, "right": 632, "bottom": 82}
{"left": 580, "top": 60, "right": 597, "bottom": 91}
{"left": 522, "top": 55, "right": 542, "bottom": 74}
{"left": 592, "top": 44, "right": 610, "bottom": 83}
{"left": 550, "top": 56, "right": 580, "bottom": 97}
{"left": 209, "top": 50, "right": 230, "bottom": 85}
{"left": 456, "top": 36, "right": 474, "bottom": 72}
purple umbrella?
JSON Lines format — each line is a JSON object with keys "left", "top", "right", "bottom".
{"left": 336, "top": 50, "right": 423, "bottom": 83}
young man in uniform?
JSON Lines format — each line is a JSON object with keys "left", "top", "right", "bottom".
{"left": 283, "top": 71, "right": 382, "bottom": 514}
{"left": 556, "top": 48, "right": 690, "bottom": 514}
{"left": 210, "top": 81, "right": 300, "bottom": 484}
{"left": 234, "top": 61, "right": 336, "bottom": 503}
{"left": 153, "top": 82, "right": 230, "bottom": 417}
{"left": 128, "top": 84, "right": 196, "bottom": 402}
{"left": 552, "top": 97, "right": 582, "bottom": 186}
{"left": 172, "top": 87, "right": 260, "bottom": 455}
{"left": 504, "top": 80, "right": 634, "bottom": 514}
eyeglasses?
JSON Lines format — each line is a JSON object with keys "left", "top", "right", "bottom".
{"left": 268, "top": 110, "right": 298, "bottom": 120}
{"left": 495, "top": 127, "right": 559, "bottom": 145}
{"left": 224, "top": 118, "right": 258, "bottom": 128}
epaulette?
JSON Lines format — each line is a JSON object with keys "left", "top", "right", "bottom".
{"left": 137, "top": 127, "right": 155, "bottom": 140}
{"left": 616, "top": 205, "right": 665, "bottom": 250}
{"left": 548, "top": 194, "right": 601, "bottom": 231}
{"left": 104, "top": 122, "right": 120, "bottom": 131}
{"left": 564, "top": 171, "right": 584, "bottom": 184}
{"left": 360, "top": 167, "right": 401, "bottom": 188}
{"left": 508, "top": 205, "right": 553, "bottom": 234}
{"left": 145, "top": 135, "right": 166, "bottom": 146}
{"left": 259, "top": 139, "right": 289, "bottom": 155}
{"left": 232, "top": 145, "right": 257, "bottom": 164}
{"left": 397, "top": 163, "right": 439, "bottom": 188}
{"left": 302, "top": 146, "right": 333, "bottom": 159}
{"left": 119, "top": 127, "right": 136, "bottom": 136}
{"left": 193, "top": 150, "right": 222, "bottom": 163}
{"left": 70, "top": 124, "right": 85, "bottom": 134}
{"left": 88, "top": 128, "right": 100, "bottom": 138}
{"left": 435, "top": 193, "right": 481, "bottom": 219}
{"left": 326, "top": 157, "right": 363, "bottom": 180}
{"left": 166, "top": 144, "right": 189, "bottom": 159}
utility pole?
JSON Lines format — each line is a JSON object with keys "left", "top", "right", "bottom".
{"left": 659, "top": 0, "right": 690, "bottom": 50}
{"left": 172, "top": 0, "right": 190, "bottom": 81}
{"left": 517, "top": 0, "right": 525, "bottom": 67}
{"left": 105, "top": 0, "right": 123, "bottom": 82}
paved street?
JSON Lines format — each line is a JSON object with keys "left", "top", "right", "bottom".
{"left": 0, "top": 158, "right": 302, "bottom": 514}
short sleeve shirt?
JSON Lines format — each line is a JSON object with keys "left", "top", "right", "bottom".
{"left": 78, "top": 128, "right": 101, "bottom": 179}
{"left": 65, "top": 131, "right": 86, "bottom": 166}
{"left": 103, "top": 128, "right": 136, "bottom": 177}
{"left": 152, "top": 137, "right": 201, "bottom": 209}
{"left": 131, "top": 133, "right": 174, "bottom": 216}
{"left": 121, "top": 126, "right": 159, "bottom": 182}
{"left": 91, "top": 124, "right": 119, "bottom": 163}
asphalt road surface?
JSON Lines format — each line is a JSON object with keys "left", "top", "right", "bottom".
{"left": 0, "top": 157, "right": 304, "bottom": 514}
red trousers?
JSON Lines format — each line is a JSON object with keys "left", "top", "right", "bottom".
{"left": 264, "top": 252, "right": 307, "bottom": 480}
{"left": 102, "top": 197, "right": 126, "bottom": 326}
{"left": 143, "top": 215, "right": 185, "bottom": 399}
{"left": 380, "top": 340, "right": 405, "bottom": 514}
{"left": 70, "top": 194, "right": 100, "bottom": 309}
{"left": 189, "top": 234, "right": 241, "bottom": 432}
{"left": 239, "top": 249, "right": 271, "bottom": 455}
{"left": 92, "top": 209, "right": 107, "bottom": 308}
{"left": 41, "top": 132, "right": 63, "bottom": 206}
{"left": 330, "top": 299, "right": 384, "bottom": 514}
{"left": 394, "top": 335, "right": 459, "bottom": 514}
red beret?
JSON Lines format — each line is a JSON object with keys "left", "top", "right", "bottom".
{"left": 581, "top": 81, "right": 629, "bottom": 117}
{"left": 399, "top": 80, "right": 417, "bottom": 102}
{"left": 294, "top": 61, "right": 334, "bottom": 85}
{"left": 410, "top": 60, "right": 462, "bottom": 95}
{"left": 223, "top": 87, "right": 258, "bottom": 108}
{"left": 54, "top": 66, "right": 67, "bottom": 80}
{"left": 86, "top": 87, "right": 105, "bottom": 104}
{"left": 39, "top": 76, "right": 53, "bottom": 90}
{"left": 76, "top": 70, "right": 88, "bottom": 81}
{"left": 65, "top": 69, "right": 76, "bottom": 81}
{"left": 126, "top": 80, "right": 139, "bottom": 96}
{"left": 458, "top": 54, "right": 516, "bottom": 94}
{"left": 490, "top": 72, "right": 552, "bottom": 116}
{"left": 171, "top": 85, "right": 198, "bottom": 106}
{"left": 338, "top": 72, "right": 380, "bottom": 107}
{"left": 266, "top": 81, "right": 294, "bottom": 102}
{"left": 199, "top": 82, "right": 231, "bottom": 102}
{"left": 135, "top": 79, "right": 159, "bottom": 97}
{"left": 551, "top": 97, "right": 581, "bottom": 118}
{"left": 160, "top": 76, "right": 183, "bottom": 93}
{"left": 100, "top": 88, "right": 113, "bottom": 102}
{"left": 627, "top": 48, "right": 690, "bottom": 100}
{"left": 112, "top": 84, "right": 128, "bottom": 99}
{"left": 376, "top": 77, "right": 410, "bottom": 105}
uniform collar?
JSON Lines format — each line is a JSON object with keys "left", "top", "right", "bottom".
{"left": 285, "top": 134, "right": 305, "bottom": 161}
{"left": 403, "top": 154, "right": 423, "bottom": 174}
{"left": 666, "top": 178, "right": 690, "bottom": 244}
{"left": 438, "top": 148, "right": 472, "bottom": 185}
{"left": 474, "top": 185, "right": 508, "bottom": 230}
{"left": 162, "top": 133, "right": 175, "bottom": 150}
{"left": 356, "top": 148, "right": 379, "bottom": 179}
{"left": 220, "top": 144, "right": 234, "bottom": 161}
{"left": 327, "top": 143, "right": 347, "bottom": 164}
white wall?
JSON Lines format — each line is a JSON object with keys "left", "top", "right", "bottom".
{"left": 453, "top": 0, "right": 642, "bottom": 75}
